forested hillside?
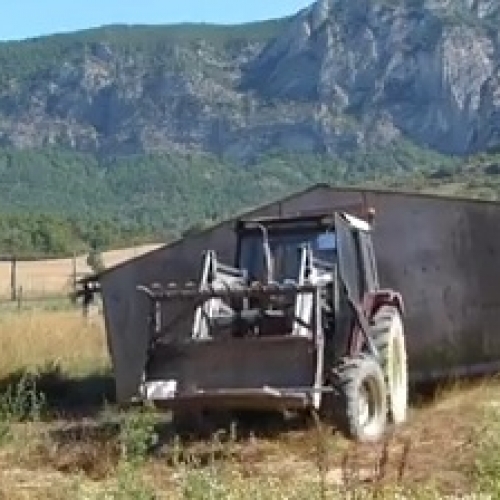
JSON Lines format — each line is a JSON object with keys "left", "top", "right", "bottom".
{"left": 4, "top": 143, "right": 500, "bottom": 257}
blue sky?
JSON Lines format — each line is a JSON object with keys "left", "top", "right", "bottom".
{"left": 1, "top": 1, "right": 313, "bottom": 41}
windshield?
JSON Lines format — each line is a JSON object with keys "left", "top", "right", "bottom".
{"left": 238, "top": 230, "right": 336, "bottom": 282}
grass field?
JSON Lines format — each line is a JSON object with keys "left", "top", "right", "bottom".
{"left": 0, "top": 309, "right": 499, "bottom": 499}
{"left": 0, "top": 243, "right": 163, "bottom": 299}
{"left": 0, "top": 309, "right": 109, "bottom": 377}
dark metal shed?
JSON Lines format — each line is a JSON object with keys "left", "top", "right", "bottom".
{"left": 88, "top": 184, "right": 500, "bottom": 402}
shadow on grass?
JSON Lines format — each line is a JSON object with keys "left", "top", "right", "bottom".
{"left": 1, "top": 360, "right": 496, "bottom": 422}
{"left": 0, "top": 363, "right": 122, "bottom": 479}
{"left": 409, "top": 371, "right": 500, "bottom": 408}
{"left": 0, "top": 362, "right": 115, "bottom": 419}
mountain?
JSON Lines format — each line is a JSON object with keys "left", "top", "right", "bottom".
{"left": 3, "top": 0, "right": 500, "bottom": 257}
{"left": 1, "top": 0, "right": 500, "bottom": 162}
{"left": 242, "top": 0, "right": 500, "bottom": 156}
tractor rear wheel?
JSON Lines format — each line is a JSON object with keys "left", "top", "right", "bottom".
{"left": 331, "top": 354, "right": 388, "bottom": 442}
{"left": 371, "top": 305, "right": 408, "bottom": 425}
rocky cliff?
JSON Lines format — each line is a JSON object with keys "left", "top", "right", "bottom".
{"left": 1, "top": 0, "right": 500, "bottom": 162}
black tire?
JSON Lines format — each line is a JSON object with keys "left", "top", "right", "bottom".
{"left": 331, "top": 354, "right": 388, "bottom": 442}
{"left": 371, "top": 305, "right": 408, "bottom": 425}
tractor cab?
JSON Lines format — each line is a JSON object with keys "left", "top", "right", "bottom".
{"left": 236, "top": 214, "right": 338, "bottom": 285}
{"left": 235, "top": 211, "right": 379, "bottom": 304}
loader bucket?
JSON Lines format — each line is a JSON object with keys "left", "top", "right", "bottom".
{"left": 137, "top": 282, "right": 326, "bottom": 412}
{"left": 143, "top": 336, "right": 316, "bottom": 411}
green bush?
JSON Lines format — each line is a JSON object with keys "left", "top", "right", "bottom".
{"left": 100, "top": 463, "right": 156, "bottom": 500}
{"left": 0, "top": 370, "right": 46, "bottom": 422}
{"left": 119, "top": 407, "right": 159, "bottom": 465}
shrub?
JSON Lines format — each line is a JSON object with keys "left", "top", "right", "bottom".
{"left": 119, "top": 407, "right": 159, "bottom": 465}
{"left": 0, "top": 370, "right": 46, "bottom": 422}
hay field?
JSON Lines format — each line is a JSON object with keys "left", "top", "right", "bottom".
{"left": 0, "top": 309, "right": 109, "bottom": 378}
{"left": 0, "top": 243, "right": 163, "bottom": 299}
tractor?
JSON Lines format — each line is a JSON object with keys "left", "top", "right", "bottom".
{"left": 138, "top": 210, "right": 408, "bottom": 442}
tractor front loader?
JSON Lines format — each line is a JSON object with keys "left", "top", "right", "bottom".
{"left": 137, "top": 211, "right": 408, "bottom": 442}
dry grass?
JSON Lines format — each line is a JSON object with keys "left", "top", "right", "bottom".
{"left": 0, "top": 309, "right": 498, "bottom": 499}
{"left": 0, "top": 243, "right": 163, "bottom": 299}
{"left": 0, "top": 309, "right": 109, "bottom": 378}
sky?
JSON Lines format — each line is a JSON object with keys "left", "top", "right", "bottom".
{"left": 0, "top": 1, "right": 314, "bottom": 41}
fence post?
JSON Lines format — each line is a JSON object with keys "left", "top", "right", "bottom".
{"left": 10, "top": 256, "right": 17, "bottom": 301}
{"left": 17, "top": 285, "right": 23, "bottom": 311}
{"left": 72, "top": 252, "right": 77, "bottom": 297}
